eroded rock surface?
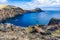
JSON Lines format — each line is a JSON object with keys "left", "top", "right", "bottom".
{"left": 48, "top": 18, "right": 60, "bottom": 25}
{"left": 0, "top": 4, "right": 43, "bottom": 22}
{"left": 24, "top": 8, "right": 44, "bottom": 13}
{"left": 0, "top": 5, "right": 24, "bottom": 21}
{"left": 0, "top": 23, "right": 60, "bottom": 40}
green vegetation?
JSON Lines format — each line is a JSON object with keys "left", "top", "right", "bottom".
{"left": 25, "top": 26, "right": 34, "bottom": 33}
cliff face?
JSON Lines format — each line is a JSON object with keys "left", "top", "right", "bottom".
{"left": 0, "top": 5, "right": 24, "bottom": 21}
{"left": 0, "top": 5, "right": 44, "bottom": 22}
{"left": 24, "top": 8, "right": 44, "bottom": 13}
{"left": 48, "top": 18, "right": 60, "bottom": 25}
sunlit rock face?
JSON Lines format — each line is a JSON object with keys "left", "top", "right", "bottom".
{"left": 0, "top": 4, "right": 24, "bottom": 22}
{"left": 0, "top": 4, "right": 43, "bottom": 22}
{"left": 0, "top": 4, "right": 7, "bottom": 9}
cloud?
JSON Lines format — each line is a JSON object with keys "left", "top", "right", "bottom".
{"left": 0, "top": 0, "right": 7, "bottom": 3}
{"left": 14, "top": 0, "right": 60, "bottom": 10}
{"left": 37, "top": 0, "right": 60, "bottom": 6}
{"left": 2, "top": 0, "right": 60, "bottom": 10}
{"left": 13, "top": 0, "right": 41, "bottom": 9}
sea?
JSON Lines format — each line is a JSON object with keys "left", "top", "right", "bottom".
{"left": 3, "top": 10, "right": 60, "bottom": 27}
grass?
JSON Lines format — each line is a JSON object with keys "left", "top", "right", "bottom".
{"left": 0, "top": 4, "right": 7, "bottom": 9}
{"left": 52, "top": 29, "right": 60, "bottom": 37}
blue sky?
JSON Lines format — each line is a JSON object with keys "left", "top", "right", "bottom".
{"left": 0, "top": 0, "right": 60, "bottom": 10}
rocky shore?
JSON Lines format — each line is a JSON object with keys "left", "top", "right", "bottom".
{"left": 0, "top": 18, "right": 60, "bottom": 40}
{"left": 0, "top": 4, "right": 60, "bottom": 40}
{"left": 0, "top": 4, "right": 43, "bottom": 22}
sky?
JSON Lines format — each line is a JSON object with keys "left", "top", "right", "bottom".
{"left": 0, "top": 0, "right": 60, "bottom": 10}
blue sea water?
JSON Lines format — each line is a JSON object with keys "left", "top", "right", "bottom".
{"left": 4, "top": 10, "right": 60, "bottom": 27}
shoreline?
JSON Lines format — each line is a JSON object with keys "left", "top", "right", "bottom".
{"left": 0, "top": 5, "right": 43, "bottom": 22}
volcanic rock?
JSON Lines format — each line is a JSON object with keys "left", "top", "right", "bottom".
{"left": 48, "top": 18, "right": 60, "bottom": 25}
{"left": 24, "top": 8, "right": 44, "bottom": 13}
{"left": 0, "top": 23, "right": 59, "bottom": 40}
{"left": 0, "top": 4, "right": 44, "bottom": 22}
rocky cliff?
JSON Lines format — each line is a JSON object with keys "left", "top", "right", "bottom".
{"left": 0, "top": 4, "right": 24, "bottom": 22}
{"left": 24, "top": 8, "right": 44, "bottom": 13}
{"left": 48, "top": 18, "right": 60, "bottom": 25}
{"left": 0, "top": 4, "right": 43, "bottom": 22}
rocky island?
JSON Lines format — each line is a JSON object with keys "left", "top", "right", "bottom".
{"left": 0, "top": 4, "right": 43, "bottom": 22}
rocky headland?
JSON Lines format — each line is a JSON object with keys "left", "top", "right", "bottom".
{"left": 0, "top": 4, "right": 43, "bottom": 22}
{"left": 48, "top": 18, "right": 60, "bottom": 25}
{"left": 24, "top": 8, "right": 44, "bottom": 13}
{"left": 0, "top": 18, "right": 60, "bottom": 40}
{"left": 0, "top": 4, "right": 60, "bottom": 40}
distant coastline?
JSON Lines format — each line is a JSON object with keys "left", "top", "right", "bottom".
{"left": 0, "top": 4, "right": 44, "bottom": 22}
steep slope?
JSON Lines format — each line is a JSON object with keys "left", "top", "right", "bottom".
{"left": 0, "top": 4, "right": 24, "bottom": 21}
{"left": 24, "top": 8, "right": 44, "bottom": 13}
{"left": 0, "top": 4, "right": 7, "bottom": 9}
{"left": 0, "top": 23, "right": 59, "bottom": 40}
{"left": 0, "top": 4, "right": 44, "bottom": 22}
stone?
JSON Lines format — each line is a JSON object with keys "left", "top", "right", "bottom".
{"left": 0, "top": 23, "right": 59, "bottom": 40}
{"left": 47, "top": 25, "right": 59, "bottom": 31}
{"left": 48, "top": 18, "right": 60, "bottom": 25}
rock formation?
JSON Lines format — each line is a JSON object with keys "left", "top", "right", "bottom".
{"left": 48, "top": 18, "right": 60, "bottom": 25}
{"left": 0, "top": 23, "right": 59, "bottom": 40}
{"left": 0, "top": 4, "right": 44, "bottom": 22}
{"left": 0, "top": 4, "right": 60, "bottom": 40}
{"left": 0, "top": 5, "right": 24, "bottom": 22}
{"left": 47, "top": 18, "right": 60, "bottom": 31}
{"left": 24, "top": 8, "right": 44, "bottom": 13}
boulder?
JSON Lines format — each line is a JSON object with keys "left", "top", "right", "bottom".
{"left": 0, "top": 23, "right": 59, "bottom": 40}
{"left": 0, "top": 23, "right": 22, "bottom": 32}
{"left": 48, "top": 18, "right": 60, "bottom": 25}
{"left": 47, "top": 25, "right": 59, "bottom": 31}
{"left": 34, "top": 26, "right": 45, "bottom": 33}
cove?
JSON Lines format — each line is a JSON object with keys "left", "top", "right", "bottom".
{"left": 2, "top": 10, "right": 60, "bottom": 27}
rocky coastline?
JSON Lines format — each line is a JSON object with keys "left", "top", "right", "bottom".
{"left": 24, "top": 8, "right": 44, "bottom": 13}
{"left": 0, "top": 5, "right": 43, "bottom": 22}
{"left": 0, "top": 4, "right": 60, "bottom": 40}
{"left": 0, "top": 18, "right": 60, "bottom": 40}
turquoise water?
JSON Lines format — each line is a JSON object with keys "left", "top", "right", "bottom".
{"left": 3, "top": 10, "right": 60, "bottom": 27}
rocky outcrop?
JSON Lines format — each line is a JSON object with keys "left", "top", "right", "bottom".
{"left": 47, "top": 25, "right": 59, "bottom": 31}
{"left": 48, "top": 18, "right": 60, "bottom": 25}
{"left": 24, "top": 8, "right": 44, "bottom": 13}
{"left": 0, "top": 5, "right": 44, "bottom": 22}
{"left": 47, "top": 18, "right": 60, "bottom": 31}
{"left": 0, "top": 5, "right": 24, "bottom": 22}
{"left": 0, "top": 23, "right": 59, "bottom": 40}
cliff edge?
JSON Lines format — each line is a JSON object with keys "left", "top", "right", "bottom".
{"left": 0, "top": 4, "right": 44, "bottom": 22}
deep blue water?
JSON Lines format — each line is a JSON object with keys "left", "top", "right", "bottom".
{"left": 4, "top": 10, "right": 60, "bottom": 27}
